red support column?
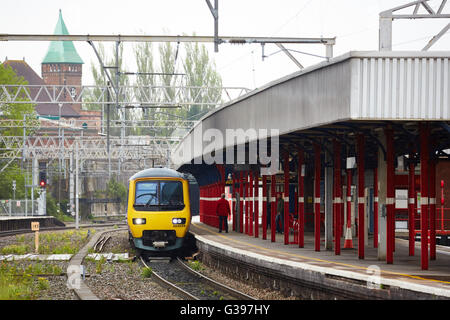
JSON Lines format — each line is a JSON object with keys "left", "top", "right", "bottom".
{"left": 206, "top": 185, "right": 210, "bottom": 225}
{"left": 334, "top": 140, "right": 342, "bottom": 255}
{"left": 298, "top": 149, "right": 305, "bottom": 248}
{"left": 430, "top": 159, "right": 436, "bottom": 261}
{"left": 357, "top": 134, "right": 365, "bottom": 259}
{"left": 408, "top": 153, "right": 415, "bottom": 256}
{"left": 386, "top": 128, "right": 395, "bottom": 264}
{"left": 271, "top": 174, "right": 276, "bottom": 242}
{"left": 244, "top": 171, "right": 249, "bottom": 235}
{"left": 239, "top": 172, "right": 244, "bottom": 233}
{"left": 441, "top": 180, "right": 445, "bottom": 232}
{"left": 262, "top": 175, "right": 267, "bottom": 240}
{"left": 374, "top": 166, "right": 379, "bottom": 248}
{"left": 249, "top": 171, "right": 254, "bottom": 236}
{"left": 420, "top": 123, "right": 429, "bottom": 270}
{"left": 200, "top": 186, "right": 203, "bottom": 223}
{"left": 255, "top": 171, "right": 259, "bottom": 238}
{"left": 232, "top": 174, "right": 236, "bottom": 231}
{"left": 205, "top": 185, "right": 208, "bottom": 225}
{"left": 341, "top": 171, "right": 345, "bottom": 235}
{"left": 206, "top": 185, "right": 209, "bottom": 224}
{"left": 210, "top": 184, "right": 213, "bottom": 226}
{"left": 213, "top": 182, "right": 217, "bottom": 228}
{"left": 314, "top": 143, "right": 321, "bottom": 252}
{"left": 284, "top": 152, "right": 290, "bottom": 245}
{"left": 210, "top": 184, "right": 213, "bottom": 225}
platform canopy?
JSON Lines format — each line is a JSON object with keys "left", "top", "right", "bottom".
{"left": 172, "top": 51, "right": 450, "bottom": 170}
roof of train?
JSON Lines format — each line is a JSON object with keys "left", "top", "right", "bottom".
{"left": 128, "top": 167, "right": 184, "bottom": 181}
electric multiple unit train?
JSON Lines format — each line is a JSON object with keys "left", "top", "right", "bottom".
{"left": 127, "top": 167, "right": 193, "bottom": 254}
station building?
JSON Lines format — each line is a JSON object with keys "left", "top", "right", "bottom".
{"left": 2, "top": 10, "right": 101, "bottom": 132}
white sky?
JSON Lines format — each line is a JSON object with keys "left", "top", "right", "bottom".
{"left": 2, "top": 0, "right": 450, "bottom": 90}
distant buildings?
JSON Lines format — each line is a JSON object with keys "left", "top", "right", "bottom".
{"left": 2, "top": 9, "right": 101, "bottom": 133}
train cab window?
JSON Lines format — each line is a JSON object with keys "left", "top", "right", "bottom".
{"left": 160, "top": 181, "right": 183, "bottom": 205}
{"left": 134, "top": 180, "right": 184, "bottom": 211}
{"left": 135, "top": 181, "right": 158, "bottom": 205}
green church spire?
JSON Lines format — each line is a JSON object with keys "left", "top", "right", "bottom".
{"left": 42, "top": 10, "right": 83, "bottom": 64}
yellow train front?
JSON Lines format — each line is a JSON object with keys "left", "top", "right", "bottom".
{"left": 127, "top": 167, "right": 191, "bottom": 254}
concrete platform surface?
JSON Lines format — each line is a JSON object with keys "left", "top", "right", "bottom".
{"left": 190, "top": 221, "right": 450, "bottom": 299}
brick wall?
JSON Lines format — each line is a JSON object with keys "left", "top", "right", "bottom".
{"left": 41, "top": 63, "right": 83, "bottom": 113}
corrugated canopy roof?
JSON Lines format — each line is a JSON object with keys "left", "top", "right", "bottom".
{"left": 42, "top": 10, "right": 83, "bottom": 65}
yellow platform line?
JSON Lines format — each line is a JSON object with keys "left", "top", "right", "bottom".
{"left": 192, "top": 223, "right": 450, "bottom": 285}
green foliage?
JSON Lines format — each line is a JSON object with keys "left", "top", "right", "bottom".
{"left": 84, "top": 43, "right": 130, "bottom": 136}
{"left": 0, "top": 163, "right": 28, "bottom": 199}
{"left": 0, "top": 244, "right": 29, "bottom": 255}
{"left": 0, "top": 261, "right": 58, "bottom": 300}
{"left": 0, "top": 230, "right": 89, "bottom": 255}
{"left": 141, "top": 266, "right": 152, "bottom": 278}
{"left": 182, "top": 38, "right": 223, "bottom": 121}
{"left": 95, "top": 256, "right": 106, "bottom": 274}
{"left": 46, "top": 194, "right": 74, "bottom": 222}
{"left": 87, "top": 32, "right": 223, "bottom": 138}
{"left": 0, "top": 64, "right": 38, "bottom": 136}
{"left": 106, "top": 178, "right": 127, "bottom": 204}
{"left": 37, "top": 277, "right": 49, "bottom": 290}
{"left": 188, "top": 260, "right": 204, "bottom": 272}
{"left": 46, "top": 193, "right": 58, "bottom": 217}
{"left": 0, "top": 64, "right": 38, "bottom": 200}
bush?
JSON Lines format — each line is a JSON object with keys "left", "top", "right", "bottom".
{"left": 141, "top": 267, "right": 152, "bottom": 278}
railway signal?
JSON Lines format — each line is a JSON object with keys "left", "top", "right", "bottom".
{"left": 39, "top": 171, "right": 46, "bottom": 188}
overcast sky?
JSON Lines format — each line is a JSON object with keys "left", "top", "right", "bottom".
{"left": 2, "top": 0, "right": 450, "bottom": 89}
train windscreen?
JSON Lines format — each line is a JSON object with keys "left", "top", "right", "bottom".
{"left": 134, "top": 180, "right": 184, "bottom": 211}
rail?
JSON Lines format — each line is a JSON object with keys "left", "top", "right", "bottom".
{"left": 176, "top": 257, "right": 256, "bottom": 300}
{"left": 139, "top": 256, "right": 198, "bottom": 300}
{"left": 139, "top": 256, "right": 255, "bottom": 300}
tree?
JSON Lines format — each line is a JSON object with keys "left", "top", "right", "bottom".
{"left": 134, "top": 41, "right": 156, "bottom": 136}
{"left": 182, "top": 40, "right": 223, "bottom": 120}
{"left": 0, "top": 64, "right": 38, "bottom": 137}
{"left": 0, "top": 63, "right": 37, "bottom": 199}
{"left": 106, "top": 178, "right": 127, "bottom": 205}
{"left": 85, "top": 42, "right": 131, "bottom": 136}
{"left": 87, "top": 36, "right": 223, "bottom": 138}
{"left": 155, "top": 41, "right": 183, "bottom": 137}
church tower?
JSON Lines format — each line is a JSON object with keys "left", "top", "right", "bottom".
{"left": 41, "top": 10, "right": 84, "bottom": 114}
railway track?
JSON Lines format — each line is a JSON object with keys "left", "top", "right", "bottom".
{"left": 140, "top": 256, "right": 256, "bottom": 301}
{"left": 93, "top": 235, "right": 111, "bottom": 252}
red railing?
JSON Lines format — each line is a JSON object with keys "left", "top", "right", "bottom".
{"left": 395, "top": 207, "right": 450, "bottom": 235}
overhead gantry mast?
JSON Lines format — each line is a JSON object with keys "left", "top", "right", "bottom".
{"left": 380, "top": 0, "right": 450, "bottom": 51}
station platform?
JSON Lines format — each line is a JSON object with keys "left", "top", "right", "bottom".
{"left": 0, "top": 216, "right": 65, "bottom": 232}
{"left": 189, "top": 218, "right": 450, "bottom": 300}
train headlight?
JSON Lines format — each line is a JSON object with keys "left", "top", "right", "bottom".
{"left": 172, "top": 218, "right": 186, "bottom": 225}
{"left": 133, "top": 218, "right": 146, "bottom": 225}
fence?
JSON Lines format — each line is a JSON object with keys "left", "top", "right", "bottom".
{"left": 0, "top": 199, "right": 42, "bottom": 216}
{"left": 395, "top": 207, "right": 450, "bottom": 235}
